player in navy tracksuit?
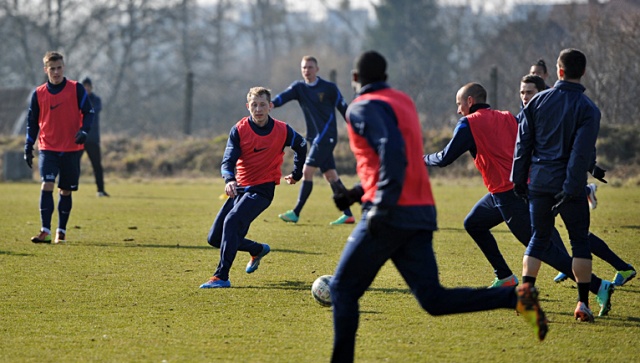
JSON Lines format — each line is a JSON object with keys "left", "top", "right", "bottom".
{"left": 520, "top": 75, "right": 635, "bottom": 287}
{"left": 273, "top": 56, "right": 355, "bottom": 225}
{"left": 80, "top": 77, "right": 109, "bottom": 197}
{"left": 424, "top": 82, "right": 614, "bottom": 317}
{"left": 512, "top": 49, "right": 601, "bottom": 322}
{"left": 200, "top": 87, "right": 307, "bottom": 288}
{"left": 329, "top": 51, "right": 547, "bottom": 363}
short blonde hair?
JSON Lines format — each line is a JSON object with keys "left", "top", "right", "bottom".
{"left": 247, "top": 87, "right": 272, "bottom": 103}
{"left": 302, "top": 55, "right": 318, "bottom": 66}
{"left": 43, "top": 51, "right": 64, "bottom": 66}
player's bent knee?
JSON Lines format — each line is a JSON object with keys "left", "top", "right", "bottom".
{"left": 571, "top": 245, "right": 592, "bottom": 259}
{"left": 417, "top": 289, "right": 448, "bottom": 316}
{"left": 207, "top": 238, "right": 221, "bottom": 248}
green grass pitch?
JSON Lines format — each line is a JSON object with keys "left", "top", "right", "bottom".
{"left": 1, "top": 177, "right": 639, "bottom": 362}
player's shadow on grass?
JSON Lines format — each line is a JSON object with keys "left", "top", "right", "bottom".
{"left": 436, "top": 227, "right": 466, "bottom": 233}
{"left": 545, "top": 310, "right": 640, "bottom": 327}
{"left": 76, "top": 242, "right": 214, "bottom": 250}
{"left": 246, "top": 281, "right": 413, "bottom": 294}
{"left": 78, "top": 242, "right": 323, "bottom": 256}
{"left": 263, "top": 280, "right": 309, "bottom": 291}
{"left": 437, "top": 227, "right": 512, "bottom": 234}
{"left": 112, "top": 194, "right": 206, "bottom": 201}
{"left": 436, "top": 227, "right": 513, "bottom": 235}
{"left": 0, "top": 250, "right": 34, "bottom": 257}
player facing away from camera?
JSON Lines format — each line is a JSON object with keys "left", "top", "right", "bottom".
{"left": 24, "top": 51, "right": 94, "bottom": 244}
{"left": 423, "top": 81, "right": 614, "bottom": 318}
{"left": 200, "top": 87, "right": 307, "bottom": 288}
{"left": 520, "top": 75, "right": 636, "bottom": 287}
{"left": 512, "top": 49, "right": 602, "bottom": 322}
{"left": 274, "top": 56, "right": 355, "bottom": 225}
{"left": 328, "top": 51, "right": 547, "bottom": 363}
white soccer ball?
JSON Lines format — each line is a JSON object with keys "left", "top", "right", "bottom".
{"left": 311, "top": 275, "right": 333, "bottom": 307}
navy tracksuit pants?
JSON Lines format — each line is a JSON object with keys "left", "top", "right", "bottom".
{"left": 465, "top": 189, "right": 603, "bottom": 293}
{"left": 207, "top": 188, "right": 271, "bottom": 280}
{"left": 330, "top": 215, "right": 518, "bottom": 363}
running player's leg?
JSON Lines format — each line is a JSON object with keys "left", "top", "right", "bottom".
{"left": 558, "top": 192, "right": 594, "bottom": 317}
{"left": 214, "top": 191, "right": 272, "bottom": 280}
{"left": 316, "top": 143, "right": 353, "bottom": 224}
{"left": 325, "top": 169, "right": 354, "bottom": 225}
{"left": 279, "top": 147, "right": 317, "bottom": 222}
{"left": 330, "top": 217, "right": 393, "bottom": 363}
{"left": 393, "top": 229, "right": 516, "bottom": 315}
{"left": 294, "top": 164, "right": 315, "bottom": 216}
{"left": 464, "top": 193, "right": 514, "bottom": 284}
{"left": 207, "top": 197, "right": 234, "bottom": 247}
{"left": 498, "top": 190, "right": 605, "bottom": 294}
{"left": 524, "top": 191, "right": 557, "bottom": 286}
{"left": 394, "top": 228, "right": 547, "bottom": 341}
{"left": 589, "top": 232, "right": 632, "bottom": 271}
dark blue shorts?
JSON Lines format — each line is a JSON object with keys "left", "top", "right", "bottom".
{"left": 39, "top": 150, "right": 82, "bottom": 191}
{"left": 305, "top": 142, "right": 336, "bottom": 172}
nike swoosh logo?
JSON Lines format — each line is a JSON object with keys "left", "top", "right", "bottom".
{"left": 253, "top": 147, "right": 268, "bottom": 152}
{"left": 50, "top": 103, "right": 62, "bottom": 110}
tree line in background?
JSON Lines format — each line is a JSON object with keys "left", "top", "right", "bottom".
{"left": 1, "top": 0, "right": 639, "bottom": 139}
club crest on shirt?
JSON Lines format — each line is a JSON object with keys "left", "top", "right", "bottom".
{"left": 318, "top": 92, "right": 324, "bottom": 102}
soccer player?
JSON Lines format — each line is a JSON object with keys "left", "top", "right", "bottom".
{"left": 329, "top": 51, "right": 547, "bottom": 363}
{"left": 512, "top": 48, "right": 601, "bottom": 322}
{"left": 529, "top": 58, "right": 551, "bottom": 89}
{"left": 81, "top": 77, "right": 109, "bottom": 197}
{"left": 520, "top": 75, "right": 636, "bottom": 287}
{"left": 274, "top": 56, "right": 355, "bottom": 225}
{"left": 24, "top": 51, "right": 94, "bottom": 244}
{"left": 199, "top": 87, "right": 307, "bottom": 288}
{"left": 424, "top": 81, "right": 614, "bottom": 318}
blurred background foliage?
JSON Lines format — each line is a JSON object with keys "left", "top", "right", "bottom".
{"left": 1, "top": 0, "right": 638, "bottom": 178}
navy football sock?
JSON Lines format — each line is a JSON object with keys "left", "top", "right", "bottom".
{"left": 40, "top": 190, "right": 54, "bottom": 231}
{"left": 577, "top": 282, "right": 590, "bottom": 306}
{"left": 293, "top": 181, "right": 313, "bottom": 216}
{"left": 589, "top": 233, "right": 631, "bottom": 271}
{"left": 523, "top": 276, "right": 536, "bottom": 286}
{"left": 58, "top": 194, "right": 72, "bottom": 231}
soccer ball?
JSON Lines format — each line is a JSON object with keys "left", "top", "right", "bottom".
{"left": 311, "top": 275, "right": 333, "bottom": 307}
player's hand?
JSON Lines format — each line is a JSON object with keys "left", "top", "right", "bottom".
{"left": 513, "top": 183, "right": 528, "bottom": 203}
{"left": 225, "top": 181, "right": 238, "bottom": 198}
{"left": 74, "top": 130, "right": 87, "bottom": 144}
{"left": 591, "top": 165, "right": 607, "bottom": 183}
{"left": 284, "top": 174, "right": 298, "bottom": 185}
{"left": 551, "top": 191, "right": 575, "bottom": 216}
{"left": 331, "top": 182, "right": 364, "bottom": 211}
{"left": 366, "top": 206, "right": 389, "bottom": 236}
{"left": 24, "top": 143, "right": 34, "bottom": 169}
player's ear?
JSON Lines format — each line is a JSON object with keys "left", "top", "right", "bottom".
{"left": 351, "top": 70, "right": 359, "bottom": 83}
